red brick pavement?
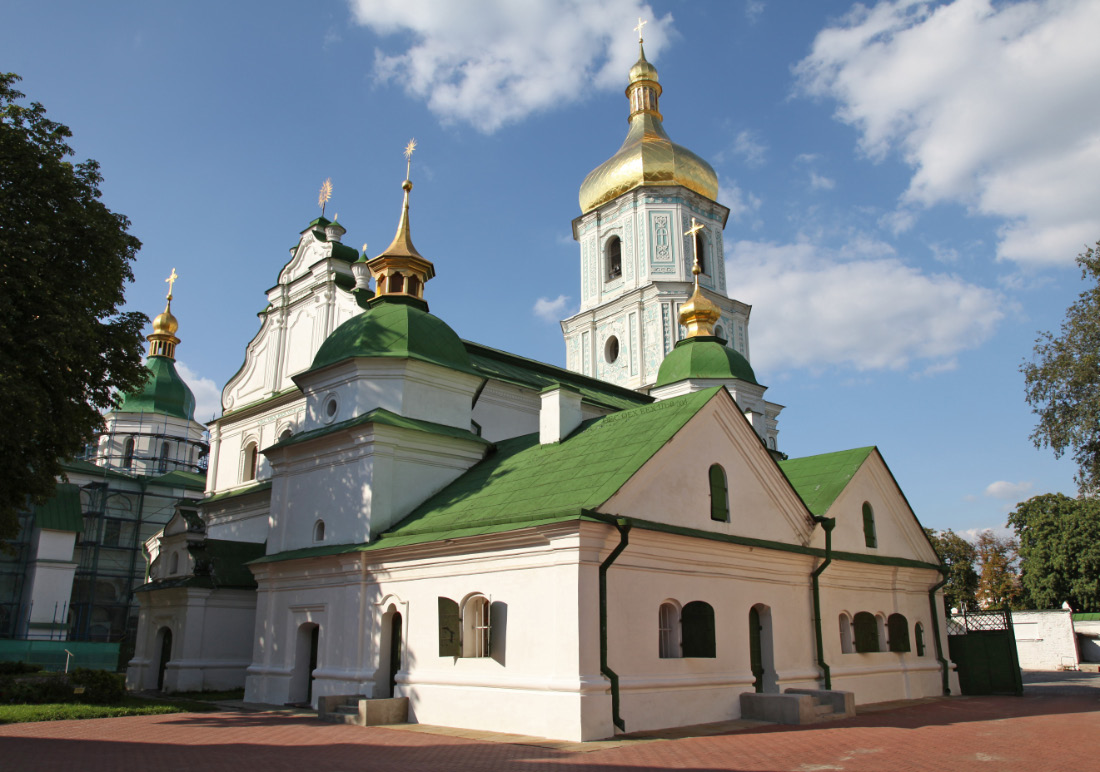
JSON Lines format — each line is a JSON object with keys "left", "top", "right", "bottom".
{"left": 1, "top": 692, "right": 1097, "bottom": 772}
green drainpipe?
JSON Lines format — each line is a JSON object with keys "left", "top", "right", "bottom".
{"left": 927, "top": 571, "right": 951, "bottom": 695}
{"left": 810, "top": 516, "right": 835, "bottom": 690}
{"left": 599, "top": 517, "right": 631, "bottom": 733}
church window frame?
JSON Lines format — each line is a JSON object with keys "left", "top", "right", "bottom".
{"left": 122, "top": 437, "right": 135, "bottom": 470}
{"left": 157, "top": 441, "right": 170, "bottom": 474}
{"left": 321, "top": 394, "right": 338, "bottom": 424}
{"left": 605, "top": 235, "right": 622, "bottom": 281}
{"left": 168, "top": 552, "right": 179, "bottom": 575}
{"left": 862, "top": 502, "right": 878, "bottom": 548}
{"left": 839, "top": 612, "right": 855, "bottom": 653}
{"left": 604, "top": 335, "right": 620, "bottom": 364}
{"left": 915, "top": 622, "right": 926, "bottom": 656}
{"left": 461, "top": 594, "right": 492, "bottom": 658}
{"left": 242, "top": 440, "right": 259, "bottom": 483}
{"left": 313, "top": 520, "right": 325, "bottom": 543}
{"left": 388, "top": 272, "right": 405, "bottom": 294}
{"left": 693, "top": 229, "right": 707, "bottom": 275}
{"left": 658, "top": 601, "right": 681, "bottom": 658}
{"left": 709, "top": 464, "right": 729, "bottom": 522}
{"left": 680, "top": 600, "right": 716, "bottom": 658}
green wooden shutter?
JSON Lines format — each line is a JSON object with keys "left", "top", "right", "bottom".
{"left": 862, "top": 502, "right": 877, "bottom": 548}
{"left": 853, "top": 612, "right": 878, "bottom": 653}
{"left": 888, "top": 614, "right": 911, "bottom": 652}
{"left": 709, "top": 465, "right": 728, "bottom": 522}
{"left": 438, "top": 597, "right": 460, "bottom": 657}
{"left": 681, "top": 601, "right": 716, "bottom": 658}
{"left": 915, "top": 622, "right": 925, "bottom": 656}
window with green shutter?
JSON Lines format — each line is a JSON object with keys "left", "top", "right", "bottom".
{"left": 887, "top": 613, "right": 911, "bottom": 652}
{"left": 915, "top": 622, "right": 926, "bottom": 656}
{"left": 862, "top": 502, "right": 877, "bottom": 548}
{"left": 681, "top": 601, "right": 716, "bottom": 658}
{"left": 709, "top": 464, "right": 728, "bottom": 522}
{"left": 438, "top": 597, "right": 460, "bottom": 657}
{"left": 853, "top": 611, "right": 879, "bottom": 652}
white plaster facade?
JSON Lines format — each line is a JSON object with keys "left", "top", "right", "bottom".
{"left": 1011, "top": 609, "right": 1080, "bottom": 670}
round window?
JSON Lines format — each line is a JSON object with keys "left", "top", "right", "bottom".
{"left": 605, "top": 336, "right": 620, "bottom": 363}
{"left": 322, "top": 395, "right": 338, "bottom": 423}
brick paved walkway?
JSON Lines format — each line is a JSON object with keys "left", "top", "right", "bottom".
{"left": 2, "top": 677, "right": 1097, "bottom": 772}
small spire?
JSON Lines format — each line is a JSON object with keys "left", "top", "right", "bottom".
{"left": 318, "top": 178, "right": 333, "bottom": 217}
{"left": 679, "top": 218, "right": 720, "bottom": 338}
{"left": 367, "top": 139, "right": 435, "bottom": 302}
{"left": 149, "top": 268, "right": 182, "bottom": 359}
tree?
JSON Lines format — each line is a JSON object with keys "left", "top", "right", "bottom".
{"left": 1008, "top": 493, "right": 1100, "bottom": 612}
{"left": 974, "top": 530, "right": 1021, "bottom": 610}
{"left": 1022, "top": 240, "right": 1100, "bottom": 495}
{"left": 0, "top": 73, "right": 148, "bottom": 539}
{"left": 924, "top": 528, "right": 980, "bottom": 613}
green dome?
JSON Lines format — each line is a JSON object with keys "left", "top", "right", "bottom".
{"left": 310, "top": 296, "right": 474, "bottom": 375}
{"left": 116, "top": 356, "right": 197, "bottom": 420}
{"left": 655, "top": 336, "right": 758, "bottom": 388}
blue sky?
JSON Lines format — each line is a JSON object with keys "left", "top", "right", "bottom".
{"left": 8, "top": 0, "right": 1099, "bottom": 536}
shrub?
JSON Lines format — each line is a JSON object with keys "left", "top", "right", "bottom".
{"left": 69, "top": 669, "right": 124, "bottom": 704}
{"left": 0, "top": 662, "right": 39, "bottom": 676}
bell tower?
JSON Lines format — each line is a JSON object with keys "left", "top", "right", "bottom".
{"left": 561, "top": 26, "right": 753, "bottom": 391}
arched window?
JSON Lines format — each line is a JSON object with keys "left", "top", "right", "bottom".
{"left": 709, "top": 464, "right": 729, "bottom": 522}
{"left": 313, "top": 520, "right": 325, "bottom": 542}
{"left": 388, "top": 273, "right": 404, "bottom": 293}
{"left": 279, "top": 428, "right": 293, "bottom": 442}
{"left": 658, "top": 602, "right": 680, "bottom": 658}
{"left": 887, "top": 613, "right": 911, "bottom": 652}
{"left": 839, "top": 613, "right": 855, "bottom": 653}
{"left": 680, "top": 601, "right": 716, "bottom": 658}
{"left": 862, "top": 502, "right": 877, "bottom": 548}
{"left": 694, "top": 230, "right": 707, "bottom": 274}
{"left": 123, "top": 437, "right": 135, "bottom": 469}
{"left": 243, "top": 442, "right": 259, "bottom": 482}
{"left": 406, "top": 275, "right": 420, "bottom": 297}
{"left": 853, "top": 611, "right": 879, "bottom": 653}
{"left": 169, "top": 552, "right": 179, "bottom": 575}
{"left": 606, "top": 236, "right": 622, "bottom": 281}
{"left": 915, "top": 622, "right": 926, "bottom": 656}
{"left": 461, "top": 595, "right": 491, "bottom": 658}
{"left": 158, "top": 441, "right": 170, "bottom": 473}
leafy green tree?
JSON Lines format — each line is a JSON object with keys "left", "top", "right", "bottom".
{"left": 0, "top": 73, "right": 148, "bottom": 539}
{"left": 1022, "top": 240, "right": 1100, "bottom": 495}
{"left": 1008, "top": 493, "right": 1100, "bottom": 612}
{"left": 974, "top": 530, "right": 1021, "bottom": 610}
{"left": 924, "top": 528, "right": 980, "bottom": 613}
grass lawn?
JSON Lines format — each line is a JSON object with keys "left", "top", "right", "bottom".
{"left": 0, "top": 695, "right": 222, "bottom": 724}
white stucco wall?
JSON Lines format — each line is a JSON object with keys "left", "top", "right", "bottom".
{"left": 1012, "top": 609, "right": 1079, "bottom": 670}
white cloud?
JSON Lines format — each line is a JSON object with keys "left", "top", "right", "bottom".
{"left": 795, "top": 0, "right": 1100, "bottom": 267}
{"left": 958, "top": 525, "right": 1014, "bottom": 542}
{"left": 727, "top": 237, "right": 1003, "bottom": 373}
{"left": 745, "top": 1, "right": 766, "bottom": 24}
{"left": 176, "top": 361, "right": 222, "bottom": 422}
{"left": 809, "top": 171, "right": 835, "bottom": 190}
{"left": 349, "top": 0, "right": 672, "bottom": 133}
{"left": 729, "top": 129, "right": 768, "bottom": 168}
{"left": 718, "top": 180, "right": 762, "bottom": 223}
{"left": 984, "top": 480, "right": 1033, "bottom": 501}
{"left": 533, "top": 294, "right": 571, "bottom": 322}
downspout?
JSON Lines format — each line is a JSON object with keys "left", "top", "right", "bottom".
{"left": 927, "top": 571, "right": 951, "bottom": 695}
{"left": 810, "top": 516, "right": 835, "bottom": 690}
{"left": 599, "top": 517, "right": 631, "bottom": 733}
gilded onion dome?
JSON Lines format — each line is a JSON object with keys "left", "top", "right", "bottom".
{"left": 578, "top": 40, "right": 719, "bottom": 213}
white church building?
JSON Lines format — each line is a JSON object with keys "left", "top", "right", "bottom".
{"left": 125, "top": 39, "right": 959, "bottom": 741}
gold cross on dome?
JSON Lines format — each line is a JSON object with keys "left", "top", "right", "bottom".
{"left": 684, "top": 217, "right": 704, "bottom": 238}
{"left": 634, "top": 17, "right": 647, "bottom": 42}
{"left": 165, "top": 267, "right": 178, "bottom": 299}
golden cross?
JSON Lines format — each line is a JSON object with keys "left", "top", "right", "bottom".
{"left": 684, "top": 217, "right": 704, "bottom": 238}
{"left": 165, "top": 267, "right": 178, "bottom": 299}
{"left": 318, "top": 178, "right": 333, "bottom": 215}
{"left": 634, "top": 17, "right": 647, "bottom": 42}
{"left": 404, "top": 138, "right": 417, "bottom": 179}
{"left": 685, "top": 218, "right": 704, "bottom": 275}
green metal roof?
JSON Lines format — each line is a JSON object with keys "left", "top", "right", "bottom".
{"left": 60, "top": 458, "right": 135, "bottom": 482}
{"left": 199, "top": 480, "right": 272, "bottom": 505}
{"left": 147, "top": 470, "right": 207, "bottom": 491}
{"left": 116, "top": 356, "right": 196, "bottom": 420}
{"left": 34, "top": 483, "right": 83, "bottom": 532}
{"left": 655, "top": 336, "right": 757, "bottom": 387}
{"left": 268, "top": 407, "right": 490, "bottom": 451}
{"left": 365, "top": 387, "right": 722, "bottom": 550}
{"left": 464, "top": 341, "right": 652, "bottom": 412}
{"left": 309, "top": 295, "right": 475, "bottom": 376}
{"left": 190, "top": 539, "right": 265, "bottom": 587}
{"left": 779, "top": 446, "right": 875, "bottom": 517}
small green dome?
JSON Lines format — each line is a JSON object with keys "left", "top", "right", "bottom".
{"left": 116, "top": 356, "right": 197, "bottom": 420}
{"left": 310, "top": 295, "right": 474, "bottom": 374}
{"left": 654, "top": 336, "right": 758, "bottom": 388}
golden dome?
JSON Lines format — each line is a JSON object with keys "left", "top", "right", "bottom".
{"left": 578, "top": 42, "right": 718, "bottom": 214}
{"left": 152, "top": 302, "right": 179, "bottom": 336}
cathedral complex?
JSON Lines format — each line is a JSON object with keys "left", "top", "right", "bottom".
{"left": 23, "top": 36, "right": 957, "bottom": 741}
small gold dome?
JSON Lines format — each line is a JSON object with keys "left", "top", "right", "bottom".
{"left": 578, "top": 42, "right": 718, "bottom": 213}
{"left": 152, "top": 304, "right": 179, "bottom": 336}
{"left": 679, "top": 286, "right": 721, "bottom": 338}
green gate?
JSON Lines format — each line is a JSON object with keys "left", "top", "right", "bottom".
{"left": 947, "top": 609, "right": 1023, "bottom": 696}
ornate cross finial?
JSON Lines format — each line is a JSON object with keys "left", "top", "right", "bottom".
{"left": 685, "top": 217, "right": 704, "bottom": 276}
{"left": 634, "top": 17, "right": 647, "bottom": 42}
{"left": 165, "top": 267, "right": 178, "bottom": 299}
{"left": 404, "top": 138, "right": 417, "bottom": 180}
{"left": 318, "top": 177, "right": 333, "bottom": 216}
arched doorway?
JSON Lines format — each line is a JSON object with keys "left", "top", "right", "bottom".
{"left": 156, "top": 627, "right": 172, "bottom": 691}
{"left": 379, "top": 604, "right": 403, "bottom": 698}
{"left": 290, "top": 623, "right": 319, "bottom": 706}
{"left": 748, "top": 604, "right": 777, "bottom": 693}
